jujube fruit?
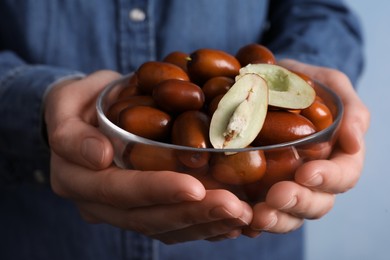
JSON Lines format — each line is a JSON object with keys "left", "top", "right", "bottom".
{"left": 301, "top": 99, "right": 333, "bottom": 131}
{"left": 238, "top": 64, "right": 316, "bottom": 109}
{"left": 248, "top": 148, "right": 303, "bottom": 201}
{"left": 107, "top": 95, "right": 155, "bottom": 124}
{"left": 208, "top": 94, "right": 224, "bottom": 117}
{"left": 136, "top": 61, "right": 189, "bottom": 94}
{"left": 291, "top": 70, "right": 315, "bottom": 87}
{"left": 253, "top": 111, "right": 316, "bottom": 146}
{"left": 209, "top": 73, "right": 268, "bottom": 149}
{"left": 209, "top": 149, "right": 267, "bottom": 185}
{"left": 171, "top": 111, "right": 211, "bottom": 168}
{"left": 297, "top": 141, "right": 333, "bottom": 161}
{"left": 102, "top": 43, "right": 339, "bottom": 194}
{"left": 152, "top": 79, "right": 205, "bottom": 113}
{"left": 262, "top": 148, "right": 302, "bottom": 185}
{"left": 162, "top": 51, "right": 189, "bottom": 72}
{"left": 117, "top": 74, "right": 140, "bottom": 99}
{"left": 202, "top": 76, "right": 234, "bottom": 103}
{"left": 235, "top": 43, "right": 276, "bottom": 66}
{"left": 187, "top": 48, "right": 241, "bottom": 84}
{"left": 171, "top": 111, "right": 211, "bottom": 148}
{"left": 128, "top": 143, "right": 181, "bottom": 171}
{"left": 118, "top": 105, "right": 172, "bottom": 141}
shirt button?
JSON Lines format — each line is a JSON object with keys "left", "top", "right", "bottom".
{"left": 129, "top": 8, "right": 146, "bottom": 22}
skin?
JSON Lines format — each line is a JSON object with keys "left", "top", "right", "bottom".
{"left": 45, "top": 71, "right": 252, "bottom": 243}
{"left": 44, "top": 58, "right": 370, "bottom": 243}
{"left": 244, "top": 59, "right": 370, "bottom": 235}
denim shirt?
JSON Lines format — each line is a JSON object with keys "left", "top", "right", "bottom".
{"left": 0, "top": 0, "right": 363, "bottom": 259}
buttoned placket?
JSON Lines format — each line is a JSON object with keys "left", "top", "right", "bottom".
{"left": 117, "top": 0, "right": 156, "bottom": 74}
{"left": 117, "top": 2, "right": 158, "bottom": 259}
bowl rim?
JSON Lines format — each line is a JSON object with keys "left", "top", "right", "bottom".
{"left": 96, "top": 74, "right": 344, "bottom": 153}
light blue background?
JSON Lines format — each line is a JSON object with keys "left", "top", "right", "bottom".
{"left": 305, "top": 1, "right": 390, "bottom": 260}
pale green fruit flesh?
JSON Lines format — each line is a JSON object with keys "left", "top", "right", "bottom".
{"left": 210, "top": 73, "right": 268, "bottom": 149}
{"left": 237, "top": 64, "right": 315, "bottom": 109}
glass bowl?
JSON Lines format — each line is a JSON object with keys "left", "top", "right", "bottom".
{"left": 96, "top": 74, "right": 343, "bottom": 202}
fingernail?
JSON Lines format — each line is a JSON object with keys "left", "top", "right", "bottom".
{"left": 173, "top": 191, "right": 203, "bottom": 202}
{"left": 224, "top": 229, "right": 242, "bottom": 239}
{"left": 279, "top": 196, "right": 297, "bottom": 210}
{"left": 243, "top": 227, "right": 262, "bottom": 238}
{"left": 262, "top": 214, "right": 278, "bottom": 231}
{"left": 223, "top": 217, "right": 249, "bottom": 227}
{"left": 238, "top": 205, "right": 252, "bottom": 225}
{"left": 304, "top": 173, "right": 323, "bottom": 187}
{"left": 81, "top": 138, "right": 105, "bottom": 166}
{"left": 209, "top": 206, "right": 234, "bottom": 219}
{"left": 252, "top": 214, "right": 278, "bottom": 231}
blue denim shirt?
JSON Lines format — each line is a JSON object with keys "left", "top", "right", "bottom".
{"left": 0, "top": 0, "right": 363, "bottom": 259}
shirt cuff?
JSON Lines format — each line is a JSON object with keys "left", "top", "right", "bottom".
{"left": 0, "top": 65, "right": 85, "bottom": 185}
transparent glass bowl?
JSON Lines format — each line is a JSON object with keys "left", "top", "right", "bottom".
{"left": 96, "top": 74, "right": 343, "bottom": 202}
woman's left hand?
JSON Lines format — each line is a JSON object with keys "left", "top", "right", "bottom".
{"left": 245, "top": 59, "right": 370, "bottom": 236}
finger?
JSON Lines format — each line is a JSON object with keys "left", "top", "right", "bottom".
{"left": 50, "top": 153, "right": 206, "bottom": 208}
{"left": 241, "top": 227, "right": 262, "bottom": 238}
{"left": 295, "top": 144, "right": 365, "bottom": 193}
{"left": 78, "top": 190, "right": 250, "bottom": 232}
{"left": 45, "top": 70, "right": 122, "bottom": 124}
{"left": 46, "top": 70, "right": 121, "bottom": 169}
{"left": 155, "top": 219, "right": 245, "bottom": 244}
{"left": 250, "top": 202, "right": 304, "bottom": 233}
{"left": 327, "top": 72, "right": 370, "bottom": 154}
{"left": 49, "top": 117, "right": 115, "bottom": 170}
{"left": 152, "top": 199, "right": 252, "bottom": 244}
{"left": 206, "top": 229, "right": 244, "bottom": 242}
{"left": 265, "top": 181, "right": 335, "bottom": 220}
{"left": 336, "top": 92, "right": 370, "bottom": 154}
{"left": 76, "top": 191, "right": 252, "bottom": 241}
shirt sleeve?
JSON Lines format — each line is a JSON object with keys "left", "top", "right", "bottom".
{"left": 263, "top": 0, "right": 364, "bottom": 84}
{"left": 0, "top": 51, "right": 84, "bottom": 185}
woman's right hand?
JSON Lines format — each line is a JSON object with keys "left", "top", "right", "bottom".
{"left": 44, "top": 70, "right": 253, "bottom": 244}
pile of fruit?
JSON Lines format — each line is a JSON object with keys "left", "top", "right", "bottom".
{"left": 105, "top": 43, "right": 334, "bottom": 189}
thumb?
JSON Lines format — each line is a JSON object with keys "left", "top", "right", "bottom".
{"left": 45, "top": 70, "right": 121, "bottom": 169}
{"left": 50, "top": 117, "right": 114, "bottom": 169}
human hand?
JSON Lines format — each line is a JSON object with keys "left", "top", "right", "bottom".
{"left": 44, "top": 70, "right": 252, "bottom": 244}
{"left": 245, "top": 59, "right": 370, "bottom": 235}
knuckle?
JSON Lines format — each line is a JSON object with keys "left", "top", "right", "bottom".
{"left": 96, "top": 173, "right": 117, "bottom": 206}
{"left": 50, "top": 172, "right": 69, "bottom": 199}
{"left": 50, "top": 179, "right": 67, "bottom": 198}
{"left": 92, "top": 70, "right": 122, "bottom": 81}
{"left": 351, "top": 101, "right": 370, "bottom": 125}
{"left": 95, "top": 171, "right": 132, "bottom": 208}
{"left": 47, "top": 122, "right": 67, "bottom": 149}
{"left": 326, "top": 68, "right": 350, "bottom": 84}
{"left": 47, "top": 119, "right": 77, "bottom": 151}
{"left": 333, "top": 70, "right": 349, "bottom": 82}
